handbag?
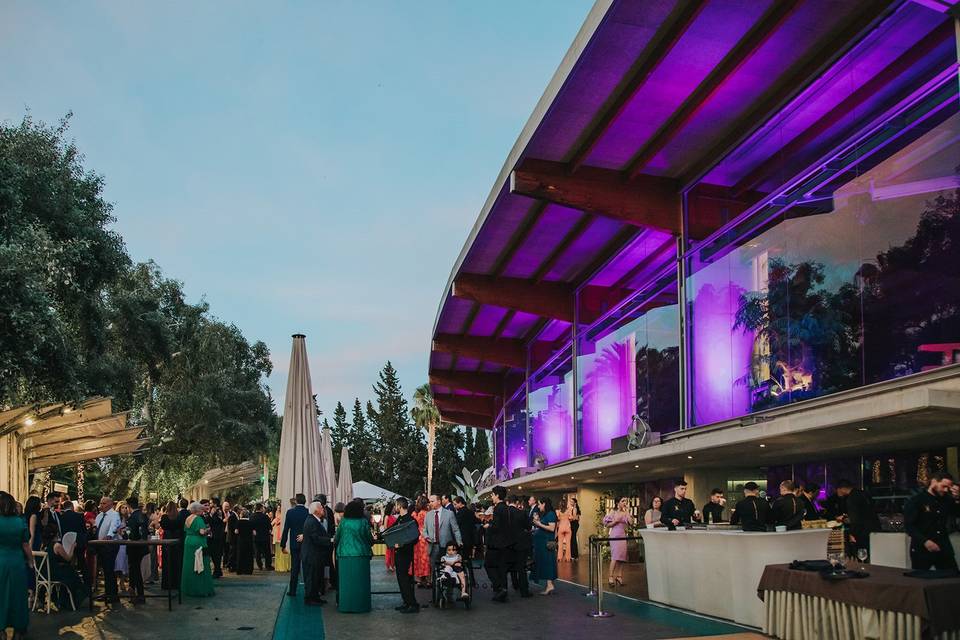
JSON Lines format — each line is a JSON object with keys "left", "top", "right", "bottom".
{"left": 194, "top": 547, "right": 204, "bottom": 574}
{"left": 383, "top": 518, "right": 420, "bottom": 548}
{"left": 546, "top": 539, "right": 558, "bottom": 551}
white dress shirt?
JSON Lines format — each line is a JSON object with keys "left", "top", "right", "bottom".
{"left": 95, "top": 508, "right": 121, "bottom": 540}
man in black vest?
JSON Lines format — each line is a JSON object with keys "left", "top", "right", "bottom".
{"left": 771, "top": 480, "right": 805, "bottom": 530}
{"left": 730, "top": 482, "right": 770, "bottom": 532}
{"left": 390, "top": 497, "right": 419, "bottom": 613}
{"left": 483, "top": 486, "right": 513, "bottom": 603}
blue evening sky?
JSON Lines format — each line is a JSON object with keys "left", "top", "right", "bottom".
{"left": 1, "top": 1, "right": 593, "bottom": 417}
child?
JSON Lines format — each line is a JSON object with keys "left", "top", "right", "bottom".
{"left": 441, "top": 542, "right": 470, "bottom": 600}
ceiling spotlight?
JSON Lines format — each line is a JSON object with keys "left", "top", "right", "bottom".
{"left": 857, "top": 427, "right": 869, "bottom": 431}
{"left": 570, "top": 476, "right": 575, "bottom": 480}
{"left": 687, "top": 455, "right": 693, "bottom": 459}
{"left": 634, "top": 464, "right": 639, "bottom": 468}
{"left": 24, "top": 418, "right": 34, "bottom": 426}
{"left": 759, "top": 444, "right": 766, "bottom": 448}
{"left": 597, "top": 470, "right": 602, "bottom": 474}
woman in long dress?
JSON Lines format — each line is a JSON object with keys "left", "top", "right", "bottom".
{"left": 412, "top": 497, "right": 430, "bottom": 587}
{"left": 160, "top": 501, "right": 182, "bottom": 590}
{"left": 570, "top": 497, "right": 581, "bottom": 559}
{"left": 333, "top": 500, "right": 374, "bottom": 613}
{"left": 556, "top": 499, "right": 572, "bottom": 562}
{"left": 531, "top": 497, "right": 558, "bottom": 595}
{"left": 382, "top": 502, "right": 397, "bottom": 572}
{"left": 272, "top": 508, "right": 290, "bottom": 573}
{"left": 603, "top": 496, "right": 632, "bottom": 587}
{"left": 0, "top": 491, "right": 32, "bottom": 639}
{"left": 180, "top": 502, "right": 214, "bottom": 597}
{"left": 233, "top": 509, "right": 255, "bottom": 575}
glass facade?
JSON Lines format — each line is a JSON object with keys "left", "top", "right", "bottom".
{"left": 577, "top": 275, "right": 681, "bottom": 453}
{"left": 685, "top": 21, "right": 960, "bottom": 425}
{"left": 503, "top": 393, "right": 528, "bottom": 476}
{"left": 528, "top": 356, "right": 574, "bottom": 466}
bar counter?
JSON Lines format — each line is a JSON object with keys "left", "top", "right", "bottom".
{"left": 639, "top": 527, "right": 830, "bottom": 627}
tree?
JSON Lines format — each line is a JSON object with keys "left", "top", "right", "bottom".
{"left": 431, "top": 425, "right": 464, "bottom": 497}
{"left": 463, "top": 428, "right": 475, "bottom": 470}
{"left": 473, "top": 428, "right": 491, "bottom": 471}
{"left": 371, "top": 363, "right": 424, "bottom": 497}
{"left": 331, "top": 401, "right": 350, "bottom": 463}
{"left": 349, "top": 398, "right": 377, "bottom": 485}
{"left": 411, "top": 383, "right": 440, "bottom": 495}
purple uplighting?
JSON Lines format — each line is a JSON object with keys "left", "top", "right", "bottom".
{"left": 579, "top": 333, "right": 636, "bottom": 454}
{"left": 529, "top": 370, "right": 574, "bottom": 465}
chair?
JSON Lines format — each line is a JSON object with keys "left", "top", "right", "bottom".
{"left": 61, "top": 532, "right": 77, "bottom": 561}
{"left": 31, "top": 550, "right": 77, "bottom": 613}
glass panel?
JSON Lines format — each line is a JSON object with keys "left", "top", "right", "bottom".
{"left": 577, "top": 280, "right": 681, "bottom": 453}
{"left": 686, "top": 52, "right": 959, "bottom": 425}
{"left": 503, "top": 394, "right": 528, "bottom": 476}
{"left": 529, "top": 357, "right": 574, "bottom": 466}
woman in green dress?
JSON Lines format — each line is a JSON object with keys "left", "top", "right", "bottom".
{"left": 333, "top": 500, "right": 373, "bottom": 613}
{"left": 0, "top": 491, "right": 32, "bottom": 639}
{"left": 180, "top": 502, "right": 214, "bottom": 597}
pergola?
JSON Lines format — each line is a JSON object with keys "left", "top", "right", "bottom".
{"left": 184, "top": 461, "right": 262, "bottom": 501}
{"left": 0, "top": 397, "right": 146, "bottom": 499}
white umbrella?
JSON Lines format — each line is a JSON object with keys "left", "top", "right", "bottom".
{"left": 275, "top": 334, "right": 323, "bottom": 518}
{"left": 336, "top": 447, "right": 353, "bottom": 505}
{"left": 261, "top": 456, "right": 270, "bottom": 502}
{"left": 318, "top": 424, "right": 337, "bottom": 501}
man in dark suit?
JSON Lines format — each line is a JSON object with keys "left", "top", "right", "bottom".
{"left": 58, "top": 500, "right": 87, "bottom": 573}
{"left": 390, "top": 497, "right": 419, "bottom": 613}
{"left": 223, "top": 500, "right": 238, "bottom": 572}
{"left": 207, "top": 498, "right": 225, "bottom": 578}
{"left": 453, "top": 496, "right": 477, "bottom": 587}
{"left": 250, "top": 503, "right": 273, "bottom": 571}
{"left": 313, "top": 494, "right": 336, "bottom": 590}
{"left": 799, "top": 482, "right": 821, "bottom": 521}
{"left": 301, "top": 502, "right": 332, "bottom": 605}
{"left": 771, "top": 480, "right": 805, "bottom": 530}
{"left": 281, "top": 494, "right": 309, "bottom": 597}
{"left": 483, "top": 486, "right": 513, "bottom": 603}
{"left": 835, "top": 479, "right": 881, "bottom": 556}
{"left": 507, "top": 495, "right": 532, "bottom": 597}
{"left": 126, "top": 496, "right": 150, "bottom": 603}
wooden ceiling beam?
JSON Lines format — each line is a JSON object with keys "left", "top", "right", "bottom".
{"left": 511, "top": 158, "right": 681, "bottom": 234}
{"left": 679, "top": 0, "right": 899, "bottom": 186}
{"left": 440, "top": 410, "right": 495, "bottom": 430}
{"left": 453, "top": 272, "right": 576, "bottom": 323}
{"left": 565, "top": 0, "right": 707, "bottom": 172}
{"left": 429, "top": 370, "right": 504, "bottom": 397}
{"left": 624, "top": 0, "right": 802, "bottom": 179}
{"left": 433, "top": 394, "right": 499, "bottom": 418}
{"left": 432, "top": 334, "right": 526, "bottom": 369}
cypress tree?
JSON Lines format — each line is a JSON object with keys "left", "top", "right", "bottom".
{"left": 350, "top": 398, "right": 378, "bottom": 485}
{"left": 371, "top": 362, "right": 424, "bottom": 497}
{"left": 463, "top": 428, "right": 476, "bottom": 471}
{"left": 331, "top": 401, "right": 350, "bottom": 462}
{"left": 432, "top": 425, "right": 465, "bottom": 496}
{"left": 473, "top": 428, "right": 492, "bottom": 471}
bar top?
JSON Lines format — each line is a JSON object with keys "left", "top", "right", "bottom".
{"left": 640, "top": 527, "right": 830, "bottom": 537}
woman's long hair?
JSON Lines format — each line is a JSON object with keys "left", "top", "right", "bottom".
{"left": 344, "top": 500, "right": 365, "bottom": 519}
{"left": 0, "top": 492, "right": 19, "bottom": 518}
{"left": 24, "top": 495, "right": 41, "bottom": 522}
{"left": 538, "top": 497, "right": 554, "bottom": 515}
{"left": 649, "top": 496, "right": 662, "bottom": 511}
{"left": 164, "top": 501, "right": 177, "bottom": 519}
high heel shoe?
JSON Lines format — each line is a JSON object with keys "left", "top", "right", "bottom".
{"left": 608, "top": 580, "right": 616, "bottom": 588}
{"left": 615, "top": 577, "right": 624, "bottom": 587}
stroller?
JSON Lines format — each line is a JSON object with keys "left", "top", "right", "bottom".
{"left": 432, "top": 559, "right": 472, "bottom": 610}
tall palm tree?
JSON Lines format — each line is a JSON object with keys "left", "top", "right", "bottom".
{"left": 411, "top": 384, "right": 441, "bottom": 495}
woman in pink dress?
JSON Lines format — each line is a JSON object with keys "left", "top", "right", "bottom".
{"left": 602, "top": 496, "right": 632, "bottom": 587}
{"left": 382, "top": 502, "right": 397, "bottom": 572}
{"left": 555, "top": 499, "right": 573, "bottom": 562}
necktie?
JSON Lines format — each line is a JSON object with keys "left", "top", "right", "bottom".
{"left": 434, "top": 511, "right": 440, "bottom": 542}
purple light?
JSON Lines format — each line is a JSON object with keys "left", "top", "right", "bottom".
{"left": 529, "top": 372, "right": 574, "bottom": 465}
{"left": 504, "top": 402, "right": 527, "bottom": 474}
{"left": 689, "top": 272, "right": 753, "bottom": 425}
{"left": 579, "top": 333, "right": 636, "bottom": 454}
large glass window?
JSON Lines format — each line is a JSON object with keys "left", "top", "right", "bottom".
{"left": 686, "top": 72, "right": 959, "bottom": 425}
{"left": 503, "top": 393, "right": 528, "bottom": 476}
{"left": 529, "top": 357, "right": 574, "bottom": 466}
{"left": 577, "top": 276, "right": 680, "bottom": 453}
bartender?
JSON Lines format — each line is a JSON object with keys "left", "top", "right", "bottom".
{"left": 660, "top": 480, "right": 698, "bottom": 529}
{"left": 904, "top": 471, "right": 959, "bottom": 571}
{"left": 835, "top": 479, "right": 881, "bottom": 556}
{"left": 771, "top": 480, "right": 805, "bottom": 530}
{"left": 701, "top": 488, "right": 726, "bottom": 524}
{"left": 730, "top": 482, "right": 770, "bottom": 532}
{"left": 799, "top": 482, "right": 820, "bottom": 521}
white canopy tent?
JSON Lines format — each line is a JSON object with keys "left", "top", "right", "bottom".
{"left": 275, "top": 334, "right": 323, "bottom": 518}
{"left": 351, "top": 480, "right": 401, "bottom": 503}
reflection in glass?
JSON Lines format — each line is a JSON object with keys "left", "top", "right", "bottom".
{"left": 529, "top": 358, "right": 574, "bottom": 466}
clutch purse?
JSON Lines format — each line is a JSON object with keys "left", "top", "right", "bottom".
{"left": 383, "top": 518, "right": 419, "bottom": 548}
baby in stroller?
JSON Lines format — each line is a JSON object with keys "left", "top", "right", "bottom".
{"left": 439, "top": 543, "right": 470, "bottom": 601}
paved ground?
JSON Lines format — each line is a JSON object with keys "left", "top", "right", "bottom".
{"left": 273, "top": 559, "right": 750, "bottom": 640}
{"left": 558, "top": 555, "right": 650, "bottom": 600}
{"left": 29, "top": 571, "right": 287, "bottom": 640}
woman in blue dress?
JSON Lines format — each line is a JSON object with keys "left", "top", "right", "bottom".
{"left": 531, "top": 497, "right": 558, "bottom": 595}
{"left": 0, "top": 491, "right": 32, "bottom": 638}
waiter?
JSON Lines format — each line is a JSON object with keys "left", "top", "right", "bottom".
{"left": 483, "top": 486, "right": 513, "bottom": 602}
{"left": 835, "top": 479, "right": 881, "bottom": 556}
{"left": 904, "top": 472, "right": 959, "bottom": 571}
{"left": 660, "top": 480, "right": 698, "bottom": 529}
{"left": 389, "top": 497, "right": 419, "bottom": 613}
{"left": 701, "top": 488, "right": 726, "bottom": 524}
{"left": 771, "top": 480, "right": 805, "bottom": 530}
{"left": 799, "top": 482, "right": 821, "bottom": 521}
{"left": 730, "top": 482, "right": 770, "bottom": 532}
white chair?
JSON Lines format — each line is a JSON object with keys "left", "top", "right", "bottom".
{"left": 60, "top": 532, "right": 77, "bottom": 561}
{"left": 31, "top": 549, "right": 76, "bottom": 613}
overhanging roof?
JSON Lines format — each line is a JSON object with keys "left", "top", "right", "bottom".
{"left": 429, "top": 0, "right": 956, "bottom": 426}
{"left": 188, "top": 461, "right": 262, "bottom": 496}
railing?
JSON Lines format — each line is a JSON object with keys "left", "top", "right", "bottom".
{"left": 585, "top": 534, "right": 645, "bottom": 618}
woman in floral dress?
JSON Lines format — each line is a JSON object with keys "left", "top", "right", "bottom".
{"left": 412, "top": 496, "right": 431, "bottom": 587}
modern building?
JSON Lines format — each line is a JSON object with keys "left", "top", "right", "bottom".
{"left": 429, "top": 0, "right": 960, "bottom": 540}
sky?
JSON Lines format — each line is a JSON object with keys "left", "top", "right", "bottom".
{"left": 0, "top": 1, "right": 594, "bottom": 418}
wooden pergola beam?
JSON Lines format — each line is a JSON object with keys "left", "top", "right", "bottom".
{"left": 429, "top": 370, "right": 504, "bottom": 396}
{"left": 432, "top": 334, "right": 526, "bottom": 369}
{"left": 433, "top": 394, "right": 499, "bottom": 418}
{"left": 440, "top": 410, "right": 495, "bottom": 430}
{"left": 453, "top": 272, "right": 575, "bottom": 323}
{"left": 510, "top": 159, "right": 681, "bottom": 235}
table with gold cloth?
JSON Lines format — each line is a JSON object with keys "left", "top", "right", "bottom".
{"left": 759, "top": 563, "right": 960, "bottom": 640}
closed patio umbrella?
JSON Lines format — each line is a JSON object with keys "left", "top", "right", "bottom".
{"left": 336, "top": 447, "right": 353, "bottom": 505}
{"left": 276, "top": 334, "right": 323, "bottom": 518}
{"left": 318, "top": 424, "right": 337, "bottom": 501}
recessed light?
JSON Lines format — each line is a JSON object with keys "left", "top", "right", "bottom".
{"left": 634, "top": 465, "right": 639, "bottom": 468}
{"left": 570, "top": 476, "right": 575, "bottom": 480}
{"left": 759, "top": 444, "right": 766, "bottom": 448}
{"left": 24, "top": 418, "right": 34, "bottom": 426}
{"left": 597, "top": 471, "right": 602, "bottom": 474}
{"left": 687, "top": 455, "right": 693, "bottom": 459}
{"left": 857, "top": 427, "right": 868, "bottom": 431}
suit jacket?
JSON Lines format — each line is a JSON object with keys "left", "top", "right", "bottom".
{"left": 281, "top": 505, "right": 309, "bottom": 552}
{"left": 422, "top": 507, "right": 462, "bottom": 547}
{"left": 508, "top": 506, "right": 532, "bottom": 551}
{"left": 250, "top": 512, "right": 272, "bottom": 541}
{"left": 59, "top": 510, "right": 87, "bottom": 548}
{"left": 322, "top": 505, "right": 336, "bottom": 539}
{"left": 454, "top": 507, "right": 477, "bottom": 548}
{"left": 127, "top": 509, "right": 150, "bottom": 541}
{"left": 486, "top": 502, "right": 513, "bottom": 549}
{"left": 208, "top": 508, "right": 225, "bottom": 540}
{"left": 175, "top": 509, "right": 190, "bottom": 538}
{"left": 301, "top": 514, "right": 332, "bottom": 565}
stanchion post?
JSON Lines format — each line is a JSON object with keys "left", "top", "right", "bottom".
{"left": 585, "top": 536, "right": 596, "bottom": 597}
{"left": 587, "top": 540, "right": 613, "bottom": 618}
